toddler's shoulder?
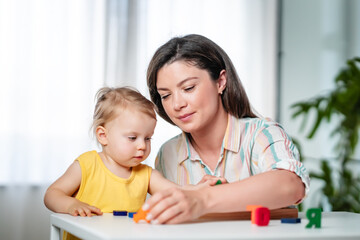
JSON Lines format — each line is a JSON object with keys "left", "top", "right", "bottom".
{"left": 75, "top": 151, "right": 101, "bottom": 169}
{"left": 76, "top": 150, "right": 98, "bottom": 161}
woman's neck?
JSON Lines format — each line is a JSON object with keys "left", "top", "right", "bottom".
{"left": 189, "top": 109, "right": 228, "bottom": 167}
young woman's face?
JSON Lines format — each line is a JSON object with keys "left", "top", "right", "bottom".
{"left": 102, "top": 108, "right": 156, "bottom": 168}
{"left": 156, "top": 60, "right": 225, "bottom": 134}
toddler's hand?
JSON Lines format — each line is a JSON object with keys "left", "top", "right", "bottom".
{"left": 67, "top": 200, "right": 103, "bottom": 217}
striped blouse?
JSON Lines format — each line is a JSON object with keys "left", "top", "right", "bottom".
{"left": 155, "top": 114, "right": 310, "bottom": 197}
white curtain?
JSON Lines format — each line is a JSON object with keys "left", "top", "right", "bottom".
{"left": 0, "top": 1, "right": 277, "bottom": 239}
{"left": 0, "top": 0, "right": 105, "bottom": 185}
{"left": 104, "top": 0, "right": 278, "bottom": 167}
{"left": 0, "top": 0, "right": 277, "bottom": 185}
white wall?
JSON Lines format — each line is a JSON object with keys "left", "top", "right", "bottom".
{"left": 0, "top": 186, "right": 50, "bottom": 240}
{"left": 279, "top": 0, "right": 360, "bottom": 209}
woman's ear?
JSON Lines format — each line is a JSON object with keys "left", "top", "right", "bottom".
{"left": 217, "top": 70, "right": 227, "bottom": 94}
{"left": 96, "top": 126, "right": 108, "bottom": 146}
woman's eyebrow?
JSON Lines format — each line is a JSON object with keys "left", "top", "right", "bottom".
{"left": 157, "top": 77, "right": 198, "bottom": 91}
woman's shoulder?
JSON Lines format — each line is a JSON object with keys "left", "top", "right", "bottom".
{"left": 161, "top": 133, "right": 184, "bottom": 146}
{"left": 158, "top": 133, "right": 186, "bottom": 153}
{"left": 238, "top": 117, "right": 295, "bottom": 145}
{"left": 237, "top": 117, "right": 289, "bottom": 140}
{"left": 240, "top": 117, "right": 283, "bottom": 130}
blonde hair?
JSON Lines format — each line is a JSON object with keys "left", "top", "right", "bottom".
{"left": 92, "top": 87, "right": 156, "bottom": 136}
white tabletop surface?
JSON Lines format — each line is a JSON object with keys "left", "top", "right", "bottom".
{"left": 50, "top": 211, "right": 360, "bottom": 239}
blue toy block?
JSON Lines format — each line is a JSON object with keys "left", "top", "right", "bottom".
{"left": 128, "top": 212, "right": 136, "bottom": 218}
{"left": 113, "top": 210, "right": 127, "bottom": 216}
{"left": 281, "top": 218, "right": 301, "bottom": 224}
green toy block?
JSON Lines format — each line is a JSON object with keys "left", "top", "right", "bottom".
{"left": 305, "top": 208, "right": 321, "bottom": 228}
{"left": 215, "top": 180, "right": 222, "bottom": 185}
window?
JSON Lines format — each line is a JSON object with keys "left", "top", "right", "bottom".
{"left": 0, "top": 0, "right": 277, "bottom": 184}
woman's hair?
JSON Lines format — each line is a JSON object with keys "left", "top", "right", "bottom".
{"left": 147, "top": 34, "right": 257, "bottom": 125}
{"left": 91, "top": 86, "right": 156, "bottom": 135}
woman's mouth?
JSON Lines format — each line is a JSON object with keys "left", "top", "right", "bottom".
{"left": 178, "top": 113, "right": 193, "bottom": 122}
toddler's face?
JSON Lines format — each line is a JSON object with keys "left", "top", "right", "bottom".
{"left": 104, "top": 108, "right": 156, "bottom": 168}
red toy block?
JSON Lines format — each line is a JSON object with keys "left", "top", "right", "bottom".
{"left": 254, "top": 207, "right": 270, "bottom": 226}
{"left": 246, "top": 205, "right": 270, "bottom": 226}
{"left": 133, "top": 208, "right": 150, "bottom": 223}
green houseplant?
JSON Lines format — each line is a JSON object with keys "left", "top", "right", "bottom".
{"left": 291, "top": 57, "right": 360, "bottom": 213}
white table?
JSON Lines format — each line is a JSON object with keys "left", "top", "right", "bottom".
{"left": 50, "top": 211, "right": 360, "bottom": 239}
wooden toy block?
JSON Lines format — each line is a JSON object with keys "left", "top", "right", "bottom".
{"left": 305, "top": 208, "right": 321, "bottom": 228}
{"left": 196, "top": 207, "right": 298, "bottom": 222}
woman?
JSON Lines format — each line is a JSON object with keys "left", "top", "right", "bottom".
{"left": 144, "top": 34, "right": 310, "bottom": 224}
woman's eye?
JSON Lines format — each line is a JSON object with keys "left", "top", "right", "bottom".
{"left": 160, "top": 94, "right": 170, "bottom": 100}
{"left": 184, "top": 86, "right": 195, "bottom": 92}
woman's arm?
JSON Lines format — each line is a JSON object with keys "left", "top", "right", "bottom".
{"left": 43, "top": 161, "right": 102, "bottom": 216}
{"left": 201, "top": 169, "right": 305, "bottom": 212}
{"left": 144, "top": 169, "right": 305, "bottom": 224}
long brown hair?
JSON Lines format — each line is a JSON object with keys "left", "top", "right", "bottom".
{"left": 147, "top": 34, "right": 257, "bottom": 125}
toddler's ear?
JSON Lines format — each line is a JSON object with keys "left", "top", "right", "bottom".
{"left": 96, "top": 126, "right": 108, "bottom": 146}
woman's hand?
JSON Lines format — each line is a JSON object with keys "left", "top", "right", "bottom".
{"left": 143, "top": 187, "right": 208, "bottom": 224}
{"left": 67, "top": 199, "right": 103, "bottom": 217}
{"left": 198, "top": 174, "right": 228, "bottom": 186}
{"left": 142, "top": 176, "right": 228, "bottom": 224}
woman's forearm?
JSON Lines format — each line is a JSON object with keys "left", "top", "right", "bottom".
{"left": 201, "top": 170, "right": 305, "bottom": 214}
{"left": 143, "top": 169, "right": 305, "bottom": 224}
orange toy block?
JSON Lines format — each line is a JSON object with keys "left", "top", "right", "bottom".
{"left": 246, "top": 205, "right": 262, "bottom": 224}
{"left": 133, "top": 208, "right": 150, "bottom": 223}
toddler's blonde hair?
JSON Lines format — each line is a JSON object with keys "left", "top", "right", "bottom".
{"left": 92, "top": 87, "right": 157, "bottom": 137}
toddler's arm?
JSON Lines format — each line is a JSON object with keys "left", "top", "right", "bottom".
{"left": 44, "top": 161, "right": 102, "bottom": 217}
{"left": 148, "top": 169, "right": 178, "bottom": 195}
{"left": 148, "top": 170, "right": 223, "bottom": 194}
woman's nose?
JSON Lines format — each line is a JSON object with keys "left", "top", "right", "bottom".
{"left": 173, "top": 92, "right": 186, "bottom": 110}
